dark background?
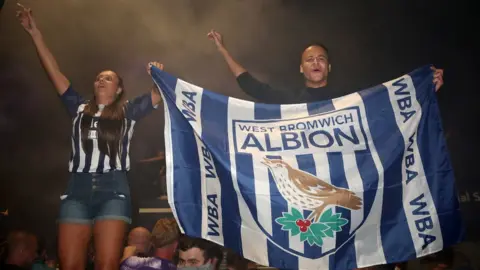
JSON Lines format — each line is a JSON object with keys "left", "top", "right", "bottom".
{"left": 0, "top": 0, "right": 478, "bottom": 255}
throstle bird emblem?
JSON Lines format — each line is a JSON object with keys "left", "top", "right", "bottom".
{"left": 261, "top": 157, "right": 362, "bottom": 222}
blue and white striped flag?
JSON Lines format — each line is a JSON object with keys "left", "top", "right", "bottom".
{"left": 151, "top": 65, "right": 463, "bottom": 269}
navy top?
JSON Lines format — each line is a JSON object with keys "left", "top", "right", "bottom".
{"left": 60, "top": 85, "right": 156, "bottom": 173}
{"left": 236, "top": 71, "right": 338, "bottom": 104}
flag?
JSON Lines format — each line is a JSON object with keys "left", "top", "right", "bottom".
{"left": 151, "top": 65, "right": 464, "bottom": 269}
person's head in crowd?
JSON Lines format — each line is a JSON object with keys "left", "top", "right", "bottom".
{"left": 176, "top": 236, "right": 222, "bottom": 270}
{"left": 5, "top": 230, "right": 38, "bottom": 268}
{"left": 420, "top": 248, "right": 455, "bottom": 270}
{"left": 127, "top": 227, "right": 153, "bottom": 257}
{"left": 152, "top": 218, "right": 181, "bottom": 260}
{"left": 223, "top": 249, "right": 249, "bottom": 270}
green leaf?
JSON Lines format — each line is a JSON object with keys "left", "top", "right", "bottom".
{"left": 306, "top": 227, "right": 324, "bottom": 247}
{"left": 336, "top": 217, "right": 348, "bottom": 227}
{"left": 281, "top": 222, "right": 297, "bottom": 231}
{"left": 275, "top": 217, "right": 292, "bottom": 226}
{"left": 291, "top": 208, "right": 304, "bottom": 220}
{"left": 309, "top": 223, "right": 328, "bottom": 237}
{"left": 312, "top": 234, "right": 324, "bottom": 246}
{"left": 300, "top": 231, "right": 309, "bottom": 242}
{"left": 319, "top": 208, "right": 334, "bottom": 223}
{"left": 275, "top": 209, "right": 306, "bottom": 236}
{"left": 298, "top": 226, "right": 325, "bottom": 247}
{"left": 290, "top": 226, "right": 301, "bottom": 236}
{"left": 323, "top": 228, "right": 334, "bottom": 238}
{"left": 319, "top": 209, "right": 349, "bottom": 234}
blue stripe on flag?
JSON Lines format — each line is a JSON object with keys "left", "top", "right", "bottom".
{"left": 307, "top": 99, "right": 335, "bottom": 115}
{"left": 359, "top": 85, "right": 415, "bottom": 263}
{"left": 410, "top": 68, "right": 464, "bottom": 247}
{"left": 295, "top": 154, "right": 323, "bottom": 258}
{"left": 254, "top": 103, "right": 298, "bottom": 268}
{"left": 267, "top": 241, "right": 298, "bottom": 269}
{"left": 200, "top": 92, "right": 244, "bottom": 252}
{"left": 167, "top": 87, "right": 202, "bottom": 236}
{"left": 233, "top": 152, "right": 254, "bottom": 256}
{"left": 327, "top": 152, "right": 355, "bottom": 270}
{"left": 355, "top": 152, "right": 376, "bottom": 224}
{"left": 151, "top": 66, "right": 178, "bottom": 101}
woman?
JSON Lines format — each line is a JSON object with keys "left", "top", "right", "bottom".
{"left": 17, "top": 4, "right": 163, "bottom": 270}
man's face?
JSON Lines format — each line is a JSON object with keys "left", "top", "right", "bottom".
{"left": 178, "top": 247, "right": 210, "bottom": 267}
{"left": 300, "top": 45, "right": 330, "bottom": 85}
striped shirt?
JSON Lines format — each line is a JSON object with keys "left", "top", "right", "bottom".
{"left": 60, "top": 85, "right": 156, "bottom": 173}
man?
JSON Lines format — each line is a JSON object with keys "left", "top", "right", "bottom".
{"left": 207, "top": 30, "right": 444, "bottom": 104}
{"left": 176, "top": 237, "right": 222, "bottom": 270}
{"left": 151, "top": 218, "right": 180, "bottom": 264}
{"left": 120, "top": 219, "right": 179, "bottom": 270}
{"left": 122, "top": 227, "right": 154, "bottom": 261}
{"left": 1, "top": 230, "right": 38, "bottom": 270}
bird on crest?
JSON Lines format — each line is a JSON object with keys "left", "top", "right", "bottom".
{"left": 261, "top": 157, "right": 362, "bottom": 222}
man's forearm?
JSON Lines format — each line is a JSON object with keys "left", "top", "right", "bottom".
{"left": 218, "top": 47, "right": 247, "bottom": 77}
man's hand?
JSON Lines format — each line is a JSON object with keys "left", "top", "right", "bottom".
{"left": 121, "top": 245, "right": 137, "bottom": 262}
{"left": 207, "top": 29, "right": 225, "bottom": 50}
{"left": 16, "top": 3, "right": 39, "bottom": 36}
{"left": 147, "top": 61, "right": 164, "bottom": 76}
{"left": 431, "top": 66, "right": 444, "bottom": 92}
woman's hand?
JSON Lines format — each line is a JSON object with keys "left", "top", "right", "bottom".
{"left": 147, "top": 61, "right": 164, "bottom": 76}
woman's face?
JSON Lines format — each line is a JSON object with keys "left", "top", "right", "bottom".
{"left": 93, "top": 70, "right": 121, "bottom": 103}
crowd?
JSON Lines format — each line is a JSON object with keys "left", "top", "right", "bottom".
{"left": 0, "top": 218, "right": 255, "bottom": 270}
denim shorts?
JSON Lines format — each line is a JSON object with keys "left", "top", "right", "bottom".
{"left": 58, "top": 171, "right": 132, "bottom": 224}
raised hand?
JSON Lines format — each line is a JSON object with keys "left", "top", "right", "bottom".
{"left": 207, "top": 29, "right": 225, "bottom": 50}
{"left": 431, "top": 66, "right": 444, "bottom": 92}
{"left": 16, "top": 3, "right": 39, "bottom": 35}
{"left": 147, "top": 61, "right": 164, "bottom": 76}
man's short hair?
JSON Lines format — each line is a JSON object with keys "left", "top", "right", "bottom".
{"left": 178, "top": 236, "right": 222, "bottom": 264}
{"left": 302, "top": 43, "right": 330, "bottom": 60}
{"left": 151, "top": 218, "right": 180, "bottom": 248}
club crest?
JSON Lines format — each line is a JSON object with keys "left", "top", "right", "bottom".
{"left": 240, "top": 156, "right": 370, "bottom": 259}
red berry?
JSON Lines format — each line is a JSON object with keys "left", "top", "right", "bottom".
{"left": 296, "top": 219, "right": 304, "bottom": 226}
{"left": 304, "top": 220, "right": 311, "bottom": 227}
{"left": 300, "top": 226, "right": 308, "bottom": 232}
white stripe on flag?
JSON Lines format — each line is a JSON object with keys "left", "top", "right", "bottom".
{"left": 280, "top": 104, "right": 308, "bottom": 255}
{"left": 384, "top": 75, "right": 443, "bottom": 256}
{"left": 332, "top": 92, "right": 387, "bottom": 267}
{"left": 227, "top": 97, "right": 269, "bottom": 266}
{"left": 175, "top": 79, "right": 203, "bottom": 135}
{"left": 160, "top": 83, "right": 183, "bottom": 233}
{"left": 194, "top": 135, "right": 224, "bottom": 245}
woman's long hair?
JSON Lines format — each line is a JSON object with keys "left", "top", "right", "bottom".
{"left": 80, "top": 74, "right": 126, "bottom": 168}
